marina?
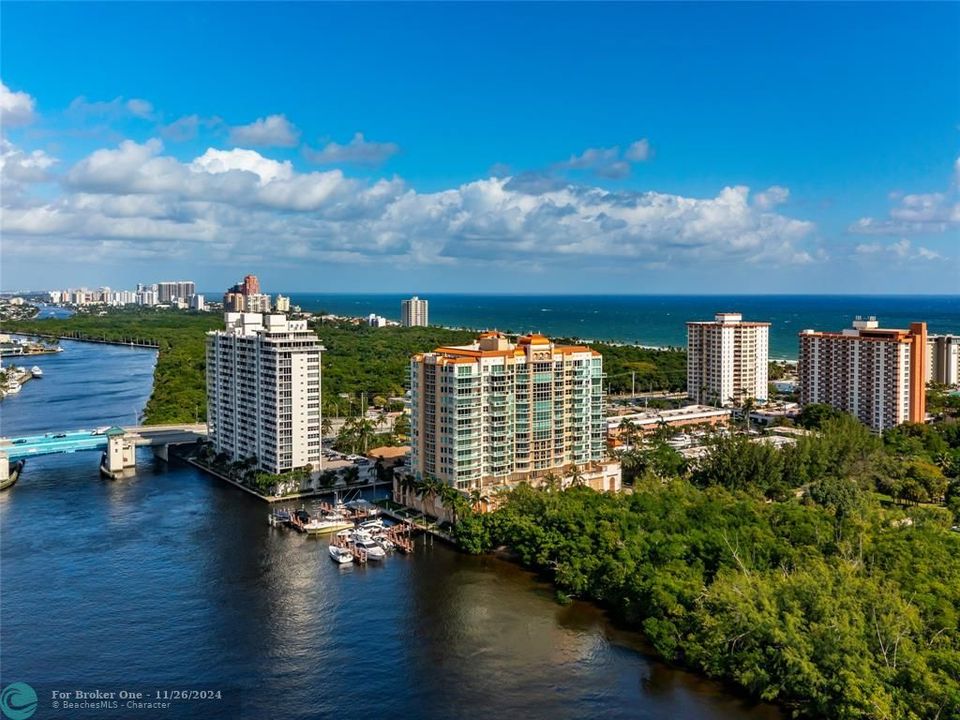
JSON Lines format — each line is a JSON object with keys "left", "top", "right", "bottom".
{"left": 0, "top": 364, "right": 43, "bottom": 400}
{"left": 268, "top": 495, "right": 418, "bottom": 562}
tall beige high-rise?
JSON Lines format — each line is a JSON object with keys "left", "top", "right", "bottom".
{"left": 206, "top": 313, "right": 323, "bottom": 474}
{"left": 409, "top": 332, "right": 620, "bottom": 494}
{"left": 401, "top": 296, "right": 429, "bottom": 327}
{"left": 686, "top": 312, "right": 770, "bottom": 406}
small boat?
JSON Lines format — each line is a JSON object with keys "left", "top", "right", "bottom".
{"left": 353, "top": 535, "right": 387, "bottom": 560}
{"left": 357, "top": 518, "right": 386, "bottom": 533}
{"left": 303, "top": 512, "right": 354, "bottom": 535}
{"left": 4, "top": 382, "right": 21, "bottom": 394}
{"left": 328, "top": 545, "right": 353, "bottom": 564}
{"left": 30, "top": 366, "right": 43, "bottom": 378}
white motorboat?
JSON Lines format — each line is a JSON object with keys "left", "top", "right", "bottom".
{"left": 4, "top": 382, "right": 21, "bottom": 394}
{"left": 30, "top": 366, "right": 43, "bottom": 378}
{"left": 353, "top": 536, "right": 386, "bottom": 560}
{"left": 357, "top": 518, "right": 386, "bottom": 533}
{"left": 303, "top": 513, "right": 354, "bottom": 535}
{"left": 328, "top": 545, "right": 353, "bottom": 564}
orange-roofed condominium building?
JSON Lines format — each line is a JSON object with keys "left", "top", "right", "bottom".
{"left": 798, "top": 317, "right": 927, "bottom": 432}
{"left": 407, "top": 332, "right": 620, "bottom": 508}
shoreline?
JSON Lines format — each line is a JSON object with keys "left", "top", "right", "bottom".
{"left": 185, "top": 456, "right": 393, "bottom": 503}
{"left": 318, "top": 315, "right": 802, "bottom": 362}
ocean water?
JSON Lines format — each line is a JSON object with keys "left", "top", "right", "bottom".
{"left": 287, "top": 294, "right": 960, "bottom": 359}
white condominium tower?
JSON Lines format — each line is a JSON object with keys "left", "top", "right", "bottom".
{"left": 206, "top": 313, "right": 323, "bottom": 474}
{"left": 686, "top": 312, "right": 770, "bottom": 406}
{"left": 401, "top": 296, "right": 429, "bottom": 327}
{"left": 927, "top": 334, "right": 960, "bottom": 386}
{"left": 409, "top": 332, "right": 620, "bottom": 493}
{"left": 799, "top": 317, "right": 927, "bottom": 432}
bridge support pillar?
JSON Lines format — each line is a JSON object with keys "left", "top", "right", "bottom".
{"left": 153, "top": 444, "right": 169, "bottom": 462}
{"left": 100, "top": 432, "right": 137, "bottom": 479}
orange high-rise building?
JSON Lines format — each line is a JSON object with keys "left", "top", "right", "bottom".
{"left": 798, "top": 317, "right": 927, "bottom": 432}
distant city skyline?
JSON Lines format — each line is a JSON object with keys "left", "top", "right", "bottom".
{"left": 2, "top": 3, "right": 958, "bottom": 293}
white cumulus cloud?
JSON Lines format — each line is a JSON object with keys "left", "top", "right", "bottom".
{"left": 754, "top": 185, "right": 790, "bottom": 210}
{"left": 304, "top": 132, "right": 399, "bottom": 166}
{"left": 855, "top": 238, "right": 941, "bottom": 261}
{"left": 558, "top": 139, "right": 652, "bottom": 179}
{"left": 0, "top": 80, "right": 37, "bottom": 127}
{"left": 850, "top": 157, "right": 960, "bottom": 235}
{"left": 228, "top": 114, "right": 300, "bottom": 147}
{"left": 3, "top": 136, "right": 821, "bottom": 271}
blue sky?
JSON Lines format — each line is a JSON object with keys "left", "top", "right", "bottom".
{"left": 1, "top": 2, "right": 958, "bottom": 294}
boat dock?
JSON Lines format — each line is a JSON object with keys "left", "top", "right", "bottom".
{"left": 1, "top": 366, "right": 39, "bottom": 400}
{"left": 329, "top": 523, "right": 415, "bottom": 563}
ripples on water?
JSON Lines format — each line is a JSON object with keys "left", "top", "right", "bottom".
{"left": 0, "top": 339, "right": 784, "bottom": 719}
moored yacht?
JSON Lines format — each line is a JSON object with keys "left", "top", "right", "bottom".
{"left": 328, "top": 545, "right": 353, "bottom": 564}
{"left": 30, "top": 366, "right": 43, "bottom": 378}
{"left": 352, "top": 535, "right": 386, "bottom": 560}
{"left": 303, "top": 511, "right": 354, "bottom": 535}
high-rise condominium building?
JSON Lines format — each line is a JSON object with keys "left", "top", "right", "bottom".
{"left": 274, "top": 295, "right": 291, "bottom": 313}
{"left": 798, "top": 317, "right": 927, "bottom": 432}
{"left": 245, "top": 293, "right": 272, "bottom": 313}
{"left": 401, "top": 296, "right": 429, "bottom": 327}
{"left": 156, "top": 280, "right": 196, "bottom": 303}
{"left": 243, "top": 274, "right": 260, "bottom": 296}
{"left": 409, "top": 332, "right": 619, "bottom": 494}
{"left": 687, "top": 312, "right": 770, "bottom": 406}
{"left": 927, "top": 335, "right": 960, "bottom": 386}
{"left": 206, "top": 313, "right": 323, "bottom": 474}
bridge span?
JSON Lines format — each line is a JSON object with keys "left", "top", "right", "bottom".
{"left": 0, "top": 424, "right": 207, "bottom": 484}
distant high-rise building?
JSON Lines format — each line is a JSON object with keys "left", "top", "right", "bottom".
{"left": 401, "top": 296, "right": 428, "bottom": 327}
{"left": 409, "top": 332, "right": 619, "bottom": 495}
{"left": 245, "top": 294, "right": 271, "bottom": 313}
{"left": 155, "top": 280, "right": 195, "bottom": 303}
{"left": 274, "top": 294, "right": 291, "bottom": 313}
{"left": 177, "top": 281, "right": 196, "bottom": 300}
{"left": 686, "top": 312, "right": 770, "bottom": 406}
{"left": 223, "top": 292, "right": 245, "bottom": 312}
{"left": 189, "top": 294, "right": 206, "bottom": 312}
{"left": 798, "top": 317, "right": 927, "bottom": 432}
{"left": 206, "top": 313, "right": 323, "bottom": 474}
{"left": 927, "top": 335, "right": 960, "bottom": 387}
{"left": 224, "top": 274, "right": 265, "bottom": 312}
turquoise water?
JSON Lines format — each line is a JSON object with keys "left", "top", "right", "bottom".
{"left": 287, "top": 294, "right": 960, "bottom": 359}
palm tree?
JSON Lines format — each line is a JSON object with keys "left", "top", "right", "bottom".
{"left": 425, "top": 477, "right": 446, "bottom": 518}
{"left": 565, "top": 463, "right": 586, "bottom": 489}
{"left": 541, "top": 471, "right": 561, "bottom": 493}
{"left": 438, "top": 484, "right": 463, "bottom": 524}
{"left": 468, "top": 487, "right": 488, "bottom": 513}
{"left": 741, "top": 396, "right": 756, "bottom": 432}
{"left": 321, "top": 416, "right": 333, "bottom": 438}
{"left": 619, "top": 418, "right": 639, "bottom": 450}
{"left": 398, "top": 473, "right": 420, "bottom": 505}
